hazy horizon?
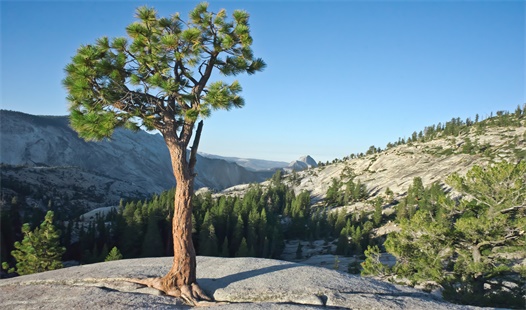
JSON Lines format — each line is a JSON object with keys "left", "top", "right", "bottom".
{"left": 2, "top": 1, "right": 524, "bottom": 162}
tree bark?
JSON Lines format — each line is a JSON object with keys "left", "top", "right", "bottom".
{"left": 161, "top": 171, "right": 197, "bottom": 288}
{"left": 150, "top": 128, "right": 211, "bottom": 304}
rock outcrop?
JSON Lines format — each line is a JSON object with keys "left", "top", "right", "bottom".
{"left": 0, "top": 256, "right": 481, "bottom": 309}
{"left": 210, "top": 121, "right": 525, "bottom": 212}
{"left": 283, "top": 125, "right": 525, "bottom": 203}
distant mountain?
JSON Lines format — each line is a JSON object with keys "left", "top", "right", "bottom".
{"left": 0, "top": 110, "right": 275, "bottom": 210}
{"left": 286, "top": 155, "right": 318, "bottom": 172}
{"left": 198, "top": 153, "right": 288, "bottom": 171}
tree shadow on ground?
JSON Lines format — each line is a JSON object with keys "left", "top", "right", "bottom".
{"left": 198, "top": 261, "right": 299, "bottom": 295}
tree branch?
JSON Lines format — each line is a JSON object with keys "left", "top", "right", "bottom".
{"left": 195, "top": 54, "right": 217, "bottom": 97}
{"left": 188, "top": 120, "right": 203, "bottom": 175}
{"left": 178, "top": 60, "right": 199, "bottom": 86}
{"left": 476, "top": 229, "right": 524, "bottom": 252}
{"left": 179, "top": 120, "right": 195, "bottom": 147}
{"left": 500, "top": 205, "right": 526, "bottom": 214}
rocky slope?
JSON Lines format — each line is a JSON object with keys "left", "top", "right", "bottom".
{"left": 199, "top": 153, "right": 289, "bottom": 171}
{"left": 222, "top": 121, "right": 526, "bottom": 208}
{"left": 211, "top": 118, "right": 526, "bottom": 279}
{"left": 0, "top": 256, "right": 482, "bottom": 309}
{"left": 0, "top": 110, "right": 281, "bottom": 210}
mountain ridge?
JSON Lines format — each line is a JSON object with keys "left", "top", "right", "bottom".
{"left": 0, "top": 110, "right": 284, "bottom": 211}
{"left": 218, "top": 114, "right": 526, "bottom": 206}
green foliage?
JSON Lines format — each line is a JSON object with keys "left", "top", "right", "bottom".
{"left": 325, "top": 177, "right": 368, "bottom": 207}
{"left": 236, "top": 238, "right": 250, "bottom": 257}
{"left": 63, "top": 3, "right": 265, "bottom": 140}
{"left": 59, "top": 172, "right": 375, "bottom": 264}
{"left": 384, "top": 161, "right": 526, "bottom": 308}
{"left": 361, "top": 245, "right": 390, "bottom": 277}
{"left": 333, "top": 255, "right": 340, "bottom": 270}
{"left": 325, "top": 178, "right": 342, "bottom": 206}
{"left": 141, "top": 217, "right": 164, "bottom": 257}
{"left": 105, "top": 247, "right": 123, "bottom": 261}
{"left": 372, "top": 197, "right": 384, "bottom": 227}
{"left": 378, "top": 108, "right": 525, "bottom": 155}
{"left": 4, "top": 211, "right": 65, "bottom": 275}
{"left": 347, "top": 260, "right": 362, "bottom": 274}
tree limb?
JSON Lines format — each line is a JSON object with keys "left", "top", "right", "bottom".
{"left": 500, "top": 205, "right": 526, "bottom": 214}
{"left": 188, "top": 120, "right": 203, "bottom": 175}
{"left": 179, "top": 120, "right": 195, "bottom": 147}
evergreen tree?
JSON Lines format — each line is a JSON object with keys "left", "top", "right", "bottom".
{"left": 372, "top": 198, "right": 383, "bottom": 227}
{"left": 220, "top": 238, "right": 230, "bottom": 257}
{"left": 383, "top": 161, "right": 526, "bottom": 308}
{"left": 246, "top": 208, "right": 259, "bottom": 250}
{"left": 63, "top": 3, "right": 265, "bottom": 301}
{"left": 141, "top": 217, "right": 164, "bottom": 257}
{"left": 105, "top": 246, "right": 123, "bottom": 261}
{"left": 361, "top": 245, "right": 389, "bottom": 277}
{"left": 200, "top": 223, "right": 219, "bottom": 256}
{"left": 335, "top": 227, "right": 350, "bottom": 256}
{"left": 236, "top": 238, "right": 250, "bottom": 257}
{"left": 99, "top": 243, "right": 110, "bottom": 262}
{"left": 230, "top": 214, "right": 244, "bottom": 255}
{"left": 334, "top": 209, "right": 347, "bottom": 236}
{"left": 325, "top": 178, "right": 342, "bottom": 206}
{"left": 4, "top": 211, "right": 65, "bottom": 275}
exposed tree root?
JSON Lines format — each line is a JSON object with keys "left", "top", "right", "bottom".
{"left": 125, "top": 277, "right": 216, "bottom": 307}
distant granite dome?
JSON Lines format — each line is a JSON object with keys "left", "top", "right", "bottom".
{"left": 287, "top": 155, "right": 318, "bottom": 172}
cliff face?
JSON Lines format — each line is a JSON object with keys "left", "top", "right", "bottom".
{"left": 0, "top": 110, "right": 276, "bottom": 210}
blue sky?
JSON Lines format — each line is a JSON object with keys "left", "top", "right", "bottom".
{"left": 1, "top": 1, "right": 524, "bottom": 163}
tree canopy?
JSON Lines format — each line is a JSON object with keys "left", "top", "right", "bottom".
{"left": 367, "top": 161, "right": 526, "bottom": 308}
{"left": 63, "top": 3, "right": 265, "bottom": 142}
{"left": 2, "top": 211, "right": 65, "bottom": 276}
{"left": 63, "top": 3, "right": 266, "bottom": 303}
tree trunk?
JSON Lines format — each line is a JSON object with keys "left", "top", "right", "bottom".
{"left": 471, "top": 244, "right": 484, "bottom": 296}
{"left": 153, "top": 134, "right": 210, "bottom": 304}
{"left": 125, "top": 122, "right": 211, "bottom": 304}
{"left": 161, "top": 172, "right": 196, "bottom": 288}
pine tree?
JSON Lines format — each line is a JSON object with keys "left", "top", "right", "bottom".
{"left": 335, "top": 227, "right": 349, "bottom": 255}
{"left": 372, "top": 198, "right": 383, "bottom": 227}
{"left": 334, "top": 209, "right": 347, "bottom": 236}
{"left": 361, "top": 245, "right": 389, "bottom": 277}
{"left": 141, "top": 217, "right": 164, "bottom": 257}
{"left": 246, "top": 208, "right": 259, "bottom": 250}
{"left": 105, "top": 246, "right": 123, "bottom": 261}
{"left": 236, "top": 238, "right": 250, "bottom": 257}
{"left": 384, "top": 161, "right": 526, "bottom": 308}
{"left": 199, "top": 223, "right": 219, "bottom": 257}
{"left": 325, "top": 178, "right": 342, "bottom": 206}
{"left": 5, "top": 211, "right": 65, "bottom": 275}
{"left": 220, "top": 238, "right": 230, "bottom": 257}
{"left": 230, "top": 214, "right": 244, "bottom": 255}
{"left": 63, "top": 3, "right": 264, "bottom": 302}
